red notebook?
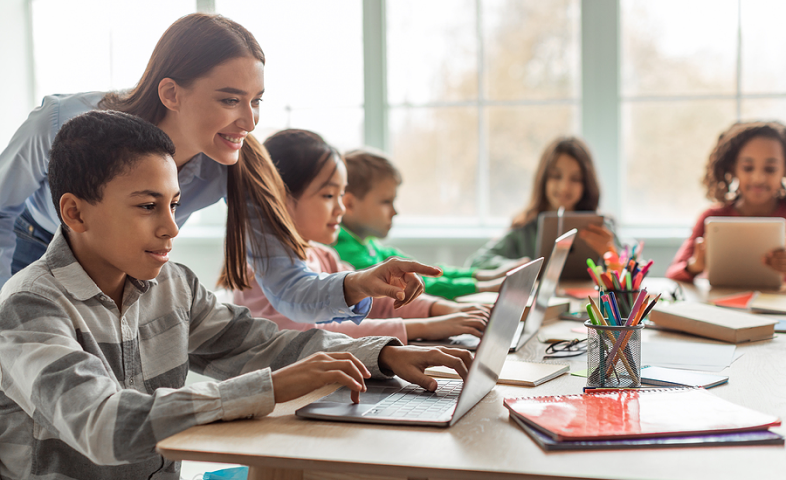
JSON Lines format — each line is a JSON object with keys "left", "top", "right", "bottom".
{"left": 504, "top": 388, "right": 781, "bottom": 442}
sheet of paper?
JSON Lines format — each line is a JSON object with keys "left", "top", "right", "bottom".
{"left": 641, "top": 341, "right": 736, "bottom": 372}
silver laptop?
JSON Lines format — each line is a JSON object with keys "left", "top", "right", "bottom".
{"left": 295, "top": 257, "right": 543, "bottom": 427}
{"left": 510, "top": 228, "right": 576, "bottom": 352}
{"left": 412, "top": 229, "right": 576, "bottom": 353}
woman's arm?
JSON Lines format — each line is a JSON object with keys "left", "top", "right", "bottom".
{"left": 0, "top": 97, "right": 61, "bottom": 287}
{"left": 0, "top": 93, "right": 103, "bottom": 288}
{"left": 467, "top": 225, "right": 534, "bottom": 270}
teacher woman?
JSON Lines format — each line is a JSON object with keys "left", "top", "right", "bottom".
{"left": 0, "top": 13, "right": 438, "bottom": 321}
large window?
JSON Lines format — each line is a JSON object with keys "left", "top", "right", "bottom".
{"left": 25, "top": 0, "right": 786, "bottom": 234}
{"left": 620, "top": 0, "right": 786, "bottom": 227}
{"left": 214, "top": 0, "right": 364, "bottom": 151}
{"left": 31, "top": 0, "right": 195, "bottom": 99}
{"left": 387, "top": 0, "right": 581, "bottom": 226}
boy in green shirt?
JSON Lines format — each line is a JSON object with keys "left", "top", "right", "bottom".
{"left": 334, "top": 149, "right": 524, "bottom": 300}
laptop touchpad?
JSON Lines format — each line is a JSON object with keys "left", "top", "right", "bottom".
{"left": 317, "top": 377, "right": 409, "bottom": 404}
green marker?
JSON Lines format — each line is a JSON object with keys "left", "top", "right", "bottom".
{"left": 587, "top": 258, "right": 598, "bottom": 271}
{"left": 586, "top": 304, "right": 599, "bottom": 326}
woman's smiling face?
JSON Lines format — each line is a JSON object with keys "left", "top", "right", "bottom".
{"left": 168, "top": 56, "right": 265, "bottom": 165}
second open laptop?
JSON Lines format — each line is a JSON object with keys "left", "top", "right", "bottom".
{"left": 510, "top": 228, "right": 576, "bottom": 352}
{"left": 411, "top": 229, "right": 576, "bottom": 353}
{"left": 295, "top": 257, "right": 543, "bottom": 427}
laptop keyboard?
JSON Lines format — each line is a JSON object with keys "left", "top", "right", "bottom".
{"left": 363, "top": 380, "right": 463, "bottom": 420}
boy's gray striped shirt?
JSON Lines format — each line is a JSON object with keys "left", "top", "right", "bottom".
{"left": 0, "top": 227, "right": 396, "bottom": 479}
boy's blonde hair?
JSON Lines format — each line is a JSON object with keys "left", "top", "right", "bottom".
{"left": 343, "top": 148, "right": 402, "bottom": 199}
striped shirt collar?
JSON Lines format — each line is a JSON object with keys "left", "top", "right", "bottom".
{"left": 45, "top": 226, "right": 156, "bottom": 302}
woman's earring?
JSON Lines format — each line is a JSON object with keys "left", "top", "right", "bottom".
{"left": 780, "top": 179, "right": 786, "bottom": 199}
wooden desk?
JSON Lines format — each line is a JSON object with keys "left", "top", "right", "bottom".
{"left": 158, "top": 280, "right": 786, "bottom": 480}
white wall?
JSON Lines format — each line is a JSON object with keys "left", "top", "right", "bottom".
{"left": 0, "top": 0, "right": 35, "bottom": 149}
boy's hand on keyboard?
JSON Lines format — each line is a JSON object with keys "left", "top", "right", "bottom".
{"left": 344, "top": 257, "right": 443, "bottom": 308}
{"left": 378, "top": 345, "right": 473, "bottom": 391}
{"left": 405, "top": 311, "right": 488, "bottom": 341}
{"left": 271, "top": 352, "right": 371, "bottom": 404}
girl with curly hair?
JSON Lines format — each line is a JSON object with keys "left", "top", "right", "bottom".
{"left": 666, "top": 121, "right": 786, "bottom": 281}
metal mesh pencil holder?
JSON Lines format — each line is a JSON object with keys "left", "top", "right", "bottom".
{"left": 585, "top": 320, "right": 645, "bottom": 388}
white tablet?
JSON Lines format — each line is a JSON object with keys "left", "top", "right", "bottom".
{"left": 704, "top": 216, "right": 785, "bottom": 289}
{"left": 536, "top": 211, "right": 604, "bottom": 280}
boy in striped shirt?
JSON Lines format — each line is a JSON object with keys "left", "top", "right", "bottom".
{"left": 0, "top": 111, "right": 470, "bottom": 479}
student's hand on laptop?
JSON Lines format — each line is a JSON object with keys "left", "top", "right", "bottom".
{"left": 430, "top": 299, "right": 491, "bottom": 316}
{"left": 378, "top": 345, "right": 473, "bottom": 392}
{"left": 763, "top": 248, "right": 786, "bottom": 273}
{"left": 405, "top": 310, "right": 489, "bottom": 341}
{"left": 686, "top": 237, "right": 706, "bottom": 275}
{"left": 474, "top": 257, "right": 530, "bottom": 281}
{"left": 271, "top": 352, "right": 371, "bottom": 404}
{"left": 579, "top": 224, "right": 615, "bottom": 255}
{"left": 344, "top": 258, "right": 443, "bottom": 308}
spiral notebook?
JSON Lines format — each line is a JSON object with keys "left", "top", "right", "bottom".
{"left": 509, "top": 414, "right": 784, "bottom": 451}
{"left": 426, "top": 360, "right": 568, "bottom": 387}
{"left": 504, "top": 387, "right": 781, "bottom": 442}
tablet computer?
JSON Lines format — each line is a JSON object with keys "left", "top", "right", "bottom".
{"left": 704, "top": 216, "right": 785, "bottom": 289}
{"left": 536, "top": 211, "right": 604, "bottom": 280}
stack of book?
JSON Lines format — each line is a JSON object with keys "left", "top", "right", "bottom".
{"left": 504, "top": 387, "right": 783, "bottom": 451}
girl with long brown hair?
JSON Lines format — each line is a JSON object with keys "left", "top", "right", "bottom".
{"left": 0, "top": 13, "right": 437, "bottom": 320}
{"left": 468, "top": 136, "right": 615, "bottom": 269}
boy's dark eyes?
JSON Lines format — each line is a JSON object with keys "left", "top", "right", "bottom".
{"left": 138, "top": 201, "right": 180, "bottom": 211}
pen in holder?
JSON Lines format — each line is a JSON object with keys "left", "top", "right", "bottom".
{"left": 596, "top": 288, "right": 640, "bottom": 318}
{"left": 585, "top": 320, "right": 644, "bottom": 388}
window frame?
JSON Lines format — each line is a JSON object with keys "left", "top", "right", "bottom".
{"left": 22, "top": 0, "right": 774, "bottom": 242}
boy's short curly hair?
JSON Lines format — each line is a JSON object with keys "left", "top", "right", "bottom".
{"left": 704, "top": 121, "right": 786, "bottom": 203}
{"left": 49, "top": 110, "right": 176, "bottom": 225}
{"left": 343, "top": 147, "right": 402, "bottom": 199}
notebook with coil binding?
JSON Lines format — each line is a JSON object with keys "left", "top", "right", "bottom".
{"left": 503, "top": 387, "right": 781, "bottom": 442}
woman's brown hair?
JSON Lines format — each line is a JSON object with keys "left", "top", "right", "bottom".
{"left": 100, "top": 13, "right": 307, "bottom": 290}
{"left": 703, "top": 121, "right": 786, "bottom": 203}
{"left": 511, "top": 136, "right": 601, "bottom": 228}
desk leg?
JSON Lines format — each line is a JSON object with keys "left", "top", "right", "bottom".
{"left": 247, "top": 466, "right": 303, "bottom": 480}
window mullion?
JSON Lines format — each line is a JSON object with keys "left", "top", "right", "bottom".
{"left": 196, "top": 0, "right": 214, "bottom": 13}
{"left": 581, "top": 0, "right": 621, "bottom": 222}
{"left": 362, "top": 0, "right": 388, "bottom": 151}
{"left": 476, "top": 0, "right": 489, "bottom": 225}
